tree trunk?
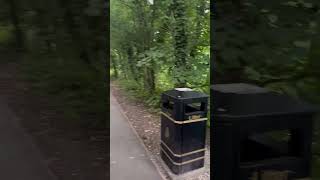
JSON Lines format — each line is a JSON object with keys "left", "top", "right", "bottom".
{"left": 190, "top": 0, "right": 206, "bottom": 58}
{"left": 127, "top": 46, "right": 139, "bottom": 82}
{"left": 134, "top": 0, "right": 156, "bottom": 92}
{"left": 149, "top": 68, "right": 155, "bottom": 91}
{"left": 119, "top": 53, "right": 128, "bottom": 79}
{"left": 58, "top": 0, "right": 93, "bottom": 67}
{"left": 172, "top": 0, "right": 188, "bottom": 87}
{"left": 7, "top": 0, "right": 24, "bottom": 50}
{"left": 144, "top": 67, "right": 155, "bottom": 92}
{"left": 146, "top": 0, "right": 157, "bottom": 92}
{"left": 111, "top": 57, "right": 118, "bottom": 78}
{"left": 308, "top": 35, "right": 320, "bottom": 77}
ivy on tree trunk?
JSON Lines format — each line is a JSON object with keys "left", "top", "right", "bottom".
{"left": 172, "top": 0, "right": 188, "bottom": 87}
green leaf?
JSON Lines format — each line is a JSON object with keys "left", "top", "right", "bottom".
{"left": 260, "top": 9, "right": 270, "bottom": 13}
{"left": 244, "top": 66, "right": 262, "bottom": 81}
{"left": 282, "top": 1, "right": 298, "bottom": 7}
{"left": 303, "top": 2, "right": 313, "bottom": 9}
{"left": 293, "top": 40, "right": 311, "bottom": 49}
{"left": 267, "top": 14, "right": 278, "bottom": 24}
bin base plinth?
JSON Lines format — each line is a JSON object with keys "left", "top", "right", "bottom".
{"left": 160, "top": 150, "right": 204, "bottom": 175}
{"left": 158, "top": 152, "right": 206, "bottom": 180}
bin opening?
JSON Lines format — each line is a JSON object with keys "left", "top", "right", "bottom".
{"left": 163, "top": 101, "right": 174, "bottom": 112}
{"left": 240, "top": 130, "right": 296, "bottom": 163}
{"left": 185, "top": 102, "right": 205, "bottom": 114}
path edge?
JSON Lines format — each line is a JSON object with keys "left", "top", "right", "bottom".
{"left": 0, "top": 96, "right": 59, "bottom": 180}
{"left": 111, "top": 91, "right": 167, "bottom": 180}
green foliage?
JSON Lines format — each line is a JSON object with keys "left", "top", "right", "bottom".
{"left": 20, "top": 54, "right": 106, "bottom": 129}
{"left": 111, "top": 0, "right": 210, "bottom": 127}
{"left": 0, "top": 0, "right": 107, "bottom": 129}
{"left": 0, "top": 25, "right": 12, "bottom": 44}
{"left": 111, "top": 0, "right": 210, "bottom": 104}
{"left": 215, "top": 0, "right": 320, "bottom": 101}
{"left": 117, "top": 79, "right": 161, "bottom": 110}
{"left": 216, "top": 0, "right": 320, "bottom": 177}
{"left": 137, "top": 47, "right": 169, "bottom": 68}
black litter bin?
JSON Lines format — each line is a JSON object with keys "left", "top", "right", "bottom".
{"left": 211, "top": 83, "right": 318, "bottom": 180}
{"left": 160, "top": 88, "right": 209, "bottom": 174}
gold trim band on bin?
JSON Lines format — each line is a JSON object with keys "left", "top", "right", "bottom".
{"left": 160, "top": 112, "right": 207, "bottom": 124}
{"left": 161, "top": 141, "right": 206, "bottom": 157}
{"left": 161, "top": 147, "right": 205, "bottom": 166}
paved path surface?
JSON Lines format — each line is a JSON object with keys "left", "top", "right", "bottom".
{"left": 0, "top": 97, "right": 55, "bottom": 180}
{"left": 110, "top": 93, "right": 163, "bottom": 180}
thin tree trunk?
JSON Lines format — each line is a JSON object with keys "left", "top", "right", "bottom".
{"left": 127, "top": 46, "right": 139, "bottom": 82}
{"left": 172, "top": 0, "right": 188, "bottom": 87}
{"left": 111, "top": 56, "right": 118, "bottom": 78}
{"left": 146, "top": 0, "right": 157, "bottom": 92}
{"left": 58, "top": 0, "right": 92, "bottom": 67}
{"left": 7, "top": 0, "right": 24, "bottom": 50}
{"left": 148, "top": 68, "right": 155, "bottom": 91}
{"left": 134, "top": 0, "right": 156, "bottom": 92}
{"left": 308, "top": 35, "right": 320, "bottom": 77}
{"left": 119, "top": 53, "right": 128, "bottom": 79}
{"left": 190, "top": 0, "right": 206, "bottom": 58}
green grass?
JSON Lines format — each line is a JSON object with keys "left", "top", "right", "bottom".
{"left": 19, "top": 53, "right": 106, "bottom": 129}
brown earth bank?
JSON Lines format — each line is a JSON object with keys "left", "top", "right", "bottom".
{"left": 0, "top": 56, "right": 108, "bottom": 180}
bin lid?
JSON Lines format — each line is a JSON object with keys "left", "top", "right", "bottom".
{"left": 213, "top": 90, "right": 318, "bottom": 118}
{"left": 163, "top": 88, "right": 208, "bottom": 100}
{"left": 211, "top": 83, "right": 269, "bottom": 94}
